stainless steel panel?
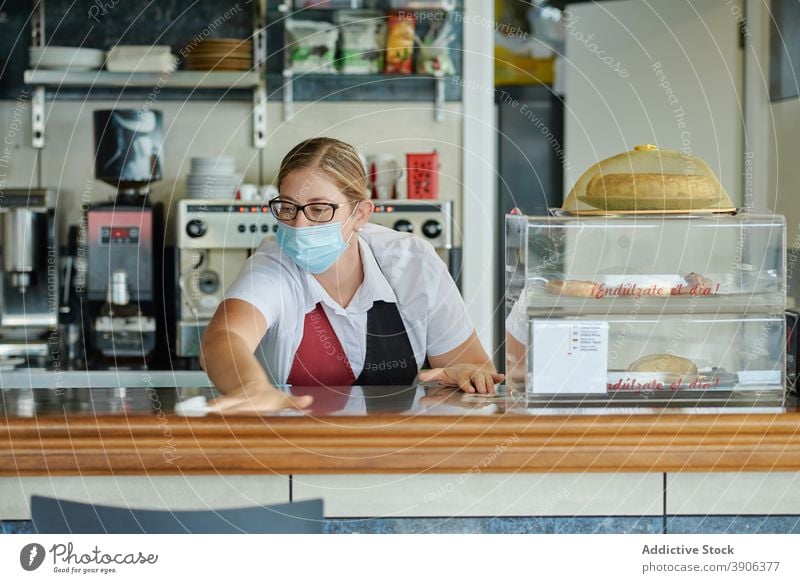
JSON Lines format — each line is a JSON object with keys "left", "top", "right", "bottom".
{"left": 369, "top": 199, "right": 453, "bottom": 249}
{"left": 177, "top": 199, "right": 278, "bottom": 249}
{"left": 177, "top": 321, "right": 208, "bottom": 358}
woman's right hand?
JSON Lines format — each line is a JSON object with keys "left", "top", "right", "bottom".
{"left": 207, "top": 383, "right": 313, "bottom": 415}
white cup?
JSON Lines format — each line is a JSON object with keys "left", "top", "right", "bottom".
{"left": 238, "top": 183, "right": 258, "bottom": 202}
{"left": 368, "top": 154, "right": 403, "bottom": 200}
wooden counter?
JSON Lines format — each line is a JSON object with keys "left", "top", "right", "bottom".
{"left": 2, "top": 385, "right": 798, "bottom": 476}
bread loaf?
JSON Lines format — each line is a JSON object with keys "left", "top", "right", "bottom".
{"left": 545, "top": 280, "right": 597, "bottom": 297}
{"left": 628, "top": 354, "right": 698, "bottom": 377}
{"left": 585, "top": 173, "right": 719, "bottom": 199}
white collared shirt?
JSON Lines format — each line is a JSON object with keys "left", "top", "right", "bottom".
{"left": 222, "top": 223, "right": 473, "bottom": 385}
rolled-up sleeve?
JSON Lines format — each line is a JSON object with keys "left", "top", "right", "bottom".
{"left": 222, "top": 251, "right": 296, "bottom": 328}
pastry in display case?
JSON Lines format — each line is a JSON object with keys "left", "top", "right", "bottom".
{"left": 513, "top": 312, "right": 784, "bottom": 394}
{"left": 504, "top": 146, "right": 787, "bottom": 399}
{"left": 521, "top": 212, "right": 784, "bottom": 312}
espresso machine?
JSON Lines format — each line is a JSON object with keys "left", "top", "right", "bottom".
{"left": 369, "top": 199, "right": 461, "bottom": 287}
{"left": 0, "top": 188, "right": 59, "bottom": 368}
{"left": 85, "top": 109, "right": 165, "bottom": 365}
{"left": 175, "top": 199, "right": 278, "bottom": 358}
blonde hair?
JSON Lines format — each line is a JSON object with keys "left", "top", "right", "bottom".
{"left": 277, "top": 137, "right": 368, "bottom": 202}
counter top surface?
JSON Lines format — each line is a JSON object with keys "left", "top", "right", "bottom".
{"left": 0, "top": 384, "right": 797, "bottom": 418}
{"left": 1, "top": 383, "right": 799, "bottom": 475}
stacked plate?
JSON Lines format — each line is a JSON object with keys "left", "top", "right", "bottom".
{"left": 184, "top": 38, "right": 252, "bottom": 71}
{"left": 186, "top": 157, "right": 239, "bottom": 199}
{"left": 105, "top": 45, "right": 178, "bottom": 73}
{"left": 0, "top": 357, "right": 25, "bottom": 371}
{"left": 29, "top": 46, "right": 105, "bottom": 71}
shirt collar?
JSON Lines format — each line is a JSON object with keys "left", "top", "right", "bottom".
{"left": 304, "top": 235, "right": 397, "bottom": 315}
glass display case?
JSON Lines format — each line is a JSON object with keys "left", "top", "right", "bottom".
{"left": 505, "top": 212, "right": 787, "bottom": 397}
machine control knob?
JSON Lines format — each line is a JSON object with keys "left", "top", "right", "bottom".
{"left": 186, "top": 219, "right": 207, "bottom": 238}
{"left": 393, "top": 219, "right": 414, "bottom": 233}
{"left": 198, "top": 271, "right": 220, "bottom": 294}
{"left": 422, "top": 220, "right": 442, "bottom": 239}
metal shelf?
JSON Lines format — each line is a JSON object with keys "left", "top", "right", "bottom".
{"left": 267, "top": 0, "right": 463, "bottom": 122}
{"left": 26, "top": 0, "right": 268, "bottom": 149}
{"left": 277, "top": 70, "right": 449, "bottom": 120}
{"left": 274, "top": 1, "right": 457, "bottom": 12}
{"left": 24, "top": 69, "right": 261, "bottom": 89}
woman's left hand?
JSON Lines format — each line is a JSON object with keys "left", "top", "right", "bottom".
{"left": 417, "top": 364, "right": 505, "bottom": 394}
{"left": 419, "top": 385, "right": 497, "bottom": 410}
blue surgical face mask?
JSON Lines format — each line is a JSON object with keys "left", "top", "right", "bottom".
{"left": 275, "top": 205, "right": 358, "bottom": 274}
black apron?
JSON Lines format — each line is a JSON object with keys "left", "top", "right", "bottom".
{"left": 355, "top": 300, "right": 418, "bottom": 385}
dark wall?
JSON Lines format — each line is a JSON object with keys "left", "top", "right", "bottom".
{"left": 1, "top": 0, "right": 463, "bottom": 102}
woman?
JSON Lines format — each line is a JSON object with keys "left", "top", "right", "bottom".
{"left": 200, "top": 137, "right": 503, "bottom": 413}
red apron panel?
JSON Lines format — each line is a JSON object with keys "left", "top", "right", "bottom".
{"left": 287, "top": 303, "right": 357, "bottom": 387}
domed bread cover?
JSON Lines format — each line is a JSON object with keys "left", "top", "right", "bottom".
{"left": 561, "top": 145, "right": 735, "bottom": 214}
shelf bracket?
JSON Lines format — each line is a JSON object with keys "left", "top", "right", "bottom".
{"left": 278, "top": 3, "right": 294, "bottom": 121}
{"left": 32, "top": 0, "right": 44, "bottom": 47}
{"left": 253, "top": 84, "right": 267, "bottom": 149}
{"left": 251, "top": 0, "right": 268, "bottom": 148}
{"left": 31, "top": 87, "right": 46, "bottom": 149}
{"left": 252, "top": 0, "right": 268, "bottom": 149}
{"left": 30, "top": 1, "right": 46, "bottom": 148}
{"left": 434, "top": 71, "right": 445, "bottom": 122}
{"left": 283, "top": 69, "right": 294, "bottom": 121}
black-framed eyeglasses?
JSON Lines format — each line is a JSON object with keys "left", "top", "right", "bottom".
{"left": 268, "top": 197, "right": 357, "bottom": 223}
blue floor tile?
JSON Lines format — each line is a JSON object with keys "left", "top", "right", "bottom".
{"left": 553, "top": 516, "right": 662, "bottom": 534}
{"left": 323, "top": 516, "right": 662, "bottom": 534}
{"left": 0, "top": 521, "right": 34, "bottom": 534}
{"left": 667, "top": 516, "right": 800, "bottom": 534}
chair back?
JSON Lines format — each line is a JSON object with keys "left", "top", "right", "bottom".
{"left": 31, "top": 495, "right": 323, "bottom": 534}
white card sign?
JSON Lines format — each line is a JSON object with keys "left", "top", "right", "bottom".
{"left": 530, "top": 320, "right": 609, "bottom": 394}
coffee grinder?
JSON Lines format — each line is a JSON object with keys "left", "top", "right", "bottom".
{"left": 85, "top": 109, "right": 165, "bottom": 365}
{"left": 0, "top": 188, "right": 59, "bottom": 369}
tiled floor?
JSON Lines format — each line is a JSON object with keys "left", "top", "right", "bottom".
{"left": 4, "top": 516, "right": 799, "bottom": 534}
